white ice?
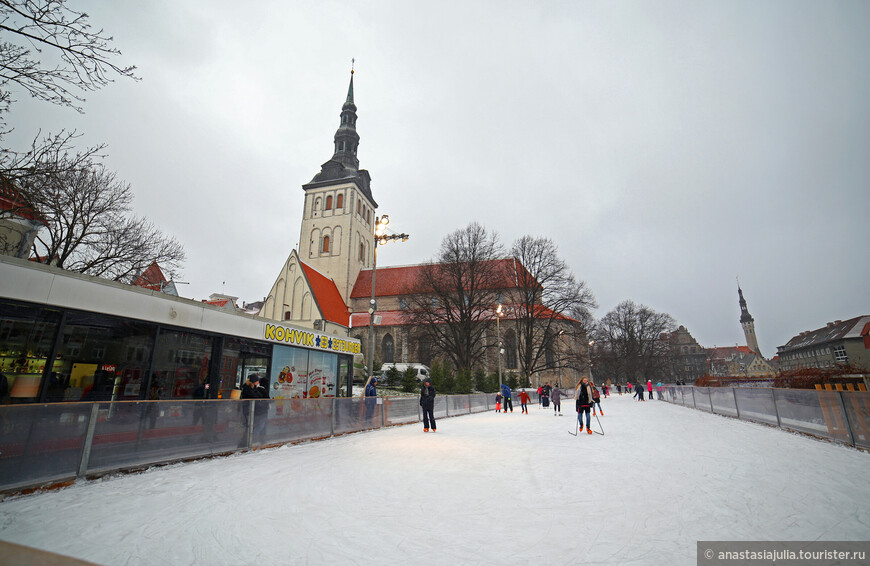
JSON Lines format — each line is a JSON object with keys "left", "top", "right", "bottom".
{"left": 1, "top": 394, "right": 868, "bottom": 566}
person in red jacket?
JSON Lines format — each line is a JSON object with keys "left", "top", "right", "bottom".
{"left": 518, "top": 390, "right": 531, "bottom": 413}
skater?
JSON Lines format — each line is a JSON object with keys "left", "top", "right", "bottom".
{"left": 647, "top": 380, "right": 653, "bottom": 400}
{"left": 420, "top": 378, "right": 437, "bottom": 432}
{"left": 541, "top": 382, "right": 551, "bottom": 408}
{"left": 634, "top": 382, "right": 645, "bottom": 401}
{"left": 500, "top": 383, "right": 513, "bottom": 413}
{"left": 537, "top": 385, "right": 543, "bottom": 406}
{"left": 364, "top": 376, "right": 378, "bottom": 424}
{"left": 495, "top": 392, "right": 502, "bottom": 412}
{"left": 241, "top": 373, "right": 269, "bottom": 443}
{"left": 591, "top": 382, "right": 603, "bottom": 416}
{"left": 518, "top": 389, "right": 531, "bottom": 413}
{"left": 575, "top": 377, "right": 594, "bottom": 435}
{"left": 656, "top": 382, "right": 663, "bottom": 400}
{"left": 552, "top": 386, "right": 562, "bottom": 416}
{"left": 617, "top": 383, "right": 622, "bottom": 395}
{"left": 603, "top": 383, "right": 609, "bottom": 398}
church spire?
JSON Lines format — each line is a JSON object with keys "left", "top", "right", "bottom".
{"left": 737, "top": 279, "right": 762, "bottom": 356}
{"left": 330, "top": 66, "right": 360, "bottom": 171}
{"left": 737, "top": 281, "right": 753, "bottom": 324}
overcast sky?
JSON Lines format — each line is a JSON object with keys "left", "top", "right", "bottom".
{"left": 5, "top": 0, "right": 869, "bottom": 357}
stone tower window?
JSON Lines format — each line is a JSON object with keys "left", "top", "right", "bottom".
{"left": 326, "top": 196, "right": 333, "bottom": 210}
{"left": 322, "top": 236, "right": 330, "bottom": 253}
{"left": 336, "top": 194, "right": 344, "bottom": 208}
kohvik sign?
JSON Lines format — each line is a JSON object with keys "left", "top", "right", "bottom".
{"left": 264, "top": 323, "right": 361, "bottom": 354}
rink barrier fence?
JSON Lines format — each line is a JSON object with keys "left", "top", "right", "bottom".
{"left": 0, "top": 391, "right": 540, "bottom": 495}
{"left": 662, "top": 385, "right": 870, "bottom": 450}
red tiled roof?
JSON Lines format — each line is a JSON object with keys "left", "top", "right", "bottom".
{"left": 203, "top": 299, "right": 230, "bottom": 307}
{"left": 0, "top": 175, "right": 47, "bottom": 225}
{"left": 133, "top": 262, "right": 167, "bottom": 291}
{"left": 301, "top": 261, "right": 350, "bottom": 326}
{"left": 350, "top": 311, "right": 408, "bottom": 327}
{"left": 349, "top": 258, "right": 531, "bottom": 299}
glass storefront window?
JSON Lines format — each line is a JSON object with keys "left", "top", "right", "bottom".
{"left": 52, "top": 312, "right": 157, "bottom": 402}
{"left": 0, "top": 301, "right": 61, "bottom": 403}
{"left": 150, "top": 329, "right": 213, "bottom": 400}
{"left": 219, "top": 338, "right": 272, "bottom": 399}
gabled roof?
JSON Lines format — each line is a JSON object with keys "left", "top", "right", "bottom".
{"left": 349, "top": 258, "right": 530, "bottom": 299}
{"left": 133, "top": 261, "right": 168, "bottom": 291}
{"left": 300, "top": 260, "right": 350, "bottom": 326}
{"left": 779, "top": 316, "right": 870, "bottom": 351}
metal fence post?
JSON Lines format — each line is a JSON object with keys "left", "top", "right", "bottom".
{"left": 837, "top": 391, "right": 857, "bottom": 447}
{"left": 330, "top": 398, "right": 336, "bottom": 437}
{"left": 245, "top": 400, "right": 254, "bottom": 449}
{"left": 709, "top": 389, "right": 715, "bottom": 414}
{"left": 732, "top": 388, "right": 741, "bottom": 420}
{"left": 77, "top": 403, "right": 100, "bottom": 477}
{"left": 691, "top": 387, "right": 697, "bottom": 408}
{"left": 381, "top": 397, "right": 386, "bottom": 428}
{"left": 771, "top": 388, "right": 782, "bottom": 428}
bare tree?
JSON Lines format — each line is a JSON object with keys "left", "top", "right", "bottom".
{"left": 19, "top": 158, "right": 185, "bottom": 281}
{"left": 508, "top": 235, "right": 597, "bottom": 383}
{"left": 404, "top": 223, "right": 504, "bottom": 374}
{"left": 0, "top": 0, "right": 137, "bottom": 116}
{"left": 591, "top": 300, "right": 676, "bottom": 383}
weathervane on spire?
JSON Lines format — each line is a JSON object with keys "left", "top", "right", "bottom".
{"left": 351, "top": 57, "right": 355, "bottom": 75}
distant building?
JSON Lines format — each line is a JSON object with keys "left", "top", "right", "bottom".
{"left": 0, "top": 176, "right": 46, "bottom": 259}
{"left": 776, "top": 316, "right": 870, "bottom": 371}
{"left": 663, "top": 325, "right": 708, "bottom": 382}
{"left": 707, "top": 346, "right": 774, "bottom": 378}
{"left": 132, "top": 262, "right": 179, "bottom": 296}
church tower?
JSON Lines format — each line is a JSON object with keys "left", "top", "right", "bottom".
{"left": 298, "top": 69, "right": 377, "bottom": 303}
{"left": 738, "top": 283, "right": 762, "bottom": 356}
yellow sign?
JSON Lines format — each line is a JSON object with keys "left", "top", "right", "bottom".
{"left": 264, "top": 324, "right": 361, "bottom": 354}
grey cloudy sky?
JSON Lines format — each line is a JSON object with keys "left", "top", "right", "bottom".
{"left": 6, "top": 0, "right": 869, "bottom": 357}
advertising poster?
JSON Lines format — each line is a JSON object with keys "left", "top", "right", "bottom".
{"left": 270, "top": 346, "right": 309, "bottom": 399}
{"left": 307, "top": 350, "right": 337, "bottom": 398}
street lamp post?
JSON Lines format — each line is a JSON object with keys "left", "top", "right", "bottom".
{"left": 366, "top": 215, "right": 408, "bottom": 385}
{"left": 496, "top": 304, "right": 504, "bottom": 392}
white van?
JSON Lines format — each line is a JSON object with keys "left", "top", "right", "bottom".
{"left": 379, "top": 363, "right": 431, "bottom": 382}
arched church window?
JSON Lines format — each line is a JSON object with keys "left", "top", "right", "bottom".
{"left": 359, "top": 242, "right": 365, "bottom": 261}
{"left": 336, "top": 194, "right": 344, "bottom": 208}
{"left": 505, "top": 329, "right": 517, "bottom": 370}
{"left": 322, "top": 235, "right": 330, "bottom": 253}
{"left": 382, "top": 334, "right": 395, "bottom": 364}
{"left": 326, "top": 196, "right": 333, "bottom": 210}
{"left": 314, "top": 197, "right": 321, "bottom": 211}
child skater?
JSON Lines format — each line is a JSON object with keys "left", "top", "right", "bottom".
{"left": 590, "top": 381, "right": 603, "bottom": 416}
{"left": 551, "top": 386, "right": 562, "bottom": 416}
{"left": 495, "top": 391, "right": 502, "bottom": 413}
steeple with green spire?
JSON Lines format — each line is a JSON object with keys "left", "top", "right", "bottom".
{"left": 305, "top": 65, "right": 375, "bottom": 206}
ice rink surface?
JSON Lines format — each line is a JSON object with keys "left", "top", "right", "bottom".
{"left": 1, "top": 394, "right": 868, "bottom": 565}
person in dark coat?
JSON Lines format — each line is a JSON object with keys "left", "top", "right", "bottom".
{"left": 500, "top": 383, "right": 513, "bottom": 413}
{"left": 575, "top": 377, "right": 594, "bottom": 435}
{"left": 241, "top": 374, "right": 269, "bottom": 442}
{"left": 364, "top": 376, "right": 378, "bottom": 424}
{"left": 420, "top": 378, "right": 437, "bottom": 432}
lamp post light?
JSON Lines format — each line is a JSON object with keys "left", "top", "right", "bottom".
{"left": 496, "top": 304, "right": 504, "bottom": 392}
{"left": 367, "top": 215, "right": 408, "bottom": 384}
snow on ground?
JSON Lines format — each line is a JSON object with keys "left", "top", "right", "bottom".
{"left": 0, "top": 394, "right": 868, "bottom": 566}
